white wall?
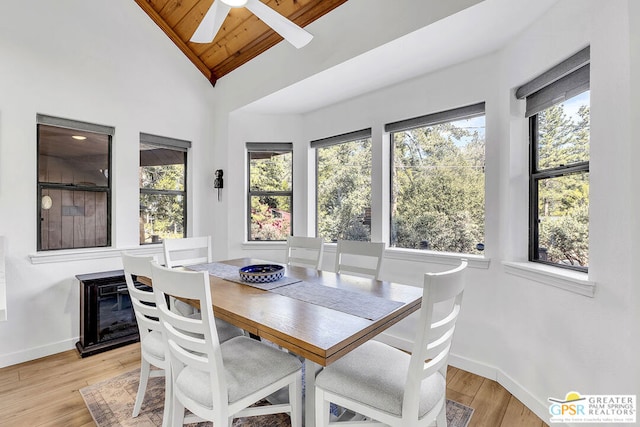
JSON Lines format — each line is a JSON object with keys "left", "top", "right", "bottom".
{"left": 0, "top": 0, "right": 637, "bottom": 424}
{"left": 222, "top": 0, "right": 639, "bottom": 422}
{"left": 497, "top": 0, "right": 637, "bottom": 412}
{"left": 0, "top": 0, "right": 217, "bottom": 365}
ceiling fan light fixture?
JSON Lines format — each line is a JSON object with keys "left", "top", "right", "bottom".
{"left": 220, "top": 0, "right": 248, "bottom": 7}
{"left": 191, "top": 0, "right": 312, "bottom": 48}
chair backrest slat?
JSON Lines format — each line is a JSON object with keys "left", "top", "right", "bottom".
{"left": 163, "top": 236, "right": 212, "bottom": 268}
{"left": 429, "top": 303, "right": 461, "bottom": 338}
{"left": 286, "top": 236, "right": 324, "bottom": 269}
{"left": 334, "top": 240, "right": 385, "bottom": 279}
{"left": 421, "top": 341, "right": 453, "bottom": 380}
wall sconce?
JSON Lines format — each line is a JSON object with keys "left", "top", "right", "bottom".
{"left": 214, "top": 169, "right": 223, "bottom": 201}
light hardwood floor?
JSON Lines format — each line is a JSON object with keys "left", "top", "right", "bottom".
{"left": 0, "top": 343, "right": 548, "bottom": 426}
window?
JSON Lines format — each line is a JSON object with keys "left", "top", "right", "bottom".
{"left": 312, "top": 129, "right": 372, "bottom": 242}
{"left": 37, "top": 115, "right": 113, "bottom": 251}
{"left": 247, "top": 143, "right": 293, "bottom": 241}
{"left": 387, "top": 104, "right": 485, "bottom": 254}
{"left": 139, "top": 133, "right": 189, "bottom": 244}
{"left": 517, "top": 47, "right": 590, "bottom": 271}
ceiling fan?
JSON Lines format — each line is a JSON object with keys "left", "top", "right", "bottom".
{"left": 190, "top": 0, "right": 313, "bottom": 48}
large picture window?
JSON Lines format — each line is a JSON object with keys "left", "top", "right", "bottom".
{"left": 247, "top": 143, "right": 293, "bottom": 241}
{"left": 387, "top": 104, "right": 485, "bottom": 254}
{"left": 37, "top": 115, "right": 113, "bottom": 251}
{"left": 312, "top": 129, "right": 372, "bottom": 242}
{"left": 139, "top": 133, "right": 189, "bottom": 245}
{"left": 517, "top": 47, "right": 590, "bottom": 271}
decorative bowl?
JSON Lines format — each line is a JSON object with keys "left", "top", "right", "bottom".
{"left": 239, "top": 264, "right": 285, "bottom": 283}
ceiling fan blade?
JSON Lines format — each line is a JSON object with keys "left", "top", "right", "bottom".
{"left": 190, "top": 1, "right": 232, "bottom": 43}
{"left": 244, "top": 0, "right": 313, "bottom": 49}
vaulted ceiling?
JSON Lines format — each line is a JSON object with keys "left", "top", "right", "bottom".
{"left": 135, "top": 0, "right": 349, "bottom": 86}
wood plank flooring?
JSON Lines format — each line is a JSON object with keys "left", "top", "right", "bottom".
{"left": 0, "top": 344, "right": 548, "bottom": 426}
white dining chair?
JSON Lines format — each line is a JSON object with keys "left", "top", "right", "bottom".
{"left": 163, "top": 236, "right": 212, "bottom": 269}
{"left": 150, "top": 263, "right": 303, "bottom": 427}
{"left": 163, "top": 236, "right": 211, "bottom": 316}
{"left": 334, "top": 239, "right": 385, "bottom": 279}
{"left": 286, "top": 235, "right": 324, "bottom": 269}
{"left": 122, "top": 253, "right": 171, "bottom": 427}
{"left": 315, "top": 260, "right": 468, "bottom": 427}
{"left": 163, "top": 236, "right": 245, "bottom": 343}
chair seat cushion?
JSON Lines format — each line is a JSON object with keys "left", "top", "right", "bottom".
{"left": 315, "top": 340, "right": 445, "bottom": 418}
{"left": 141, "top": 330, "right": 165, "bottom": 360}
{"left": 175, "top": 336, "right": 302, "bottom": 408}
{"left": 172, "top": 298, "right": 197, "bottom": 316}
{"left": 215, "top": 317, "right": 245, "bottom": 343}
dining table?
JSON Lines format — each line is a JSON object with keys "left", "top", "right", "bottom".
{"left": 141, "top": 257, "right": 423, "bottom": 427}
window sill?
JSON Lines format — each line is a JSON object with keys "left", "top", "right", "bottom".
{"left": 384, "top": 247, "right": 490, "bottom": 269}
{"left": 29, "top": 245, "right": 163, "bottom": 265}
{"left": 502, "top": 261, "right": 595, "bottom": 297}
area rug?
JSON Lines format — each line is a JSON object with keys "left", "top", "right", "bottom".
{"left": 80, "top": 369, "right": 473, "bottom": 426}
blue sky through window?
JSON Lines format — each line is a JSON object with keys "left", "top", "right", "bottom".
{"left": 562, "top": 90, "right": 590, "bottom": 119}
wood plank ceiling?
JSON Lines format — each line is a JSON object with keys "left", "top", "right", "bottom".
{"left": 135, "top": 0, "right": 349, "bottom": 86}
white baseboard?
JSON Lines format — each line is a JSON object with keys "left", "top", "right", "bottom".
{"left": 497, "top": 369, "right": 555, "bottom": 426}
{"left": 447, "top": 354, "right": 555, "bottom": 425}
{"left": 447, "top": 353, "right": 499, "bottom": 381}
{"left": 0, "top": 337, "right": 77, "bottom": 368}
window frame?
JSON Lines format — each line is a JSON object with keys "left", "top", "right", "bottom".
{"left": 246, "top": 143, "right": 294, "bottom": 242}
{"left": 517, "top": 47, "right": 591, "bottom": 272}
{"left": 139, "top": 133, "right": 190, "bottom": 245}
{"left": 311, "top": 128, "right": 373, "bottom": 242}
{"left": 527, "top": 103, "right": 590, "bottom": 272}
{"left": 36, "top": 114, "right": 114, "bottom": 251}
{"left": 386, "top": 103, "right": 486, "bottom": 254}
